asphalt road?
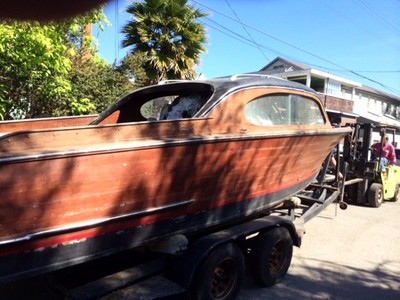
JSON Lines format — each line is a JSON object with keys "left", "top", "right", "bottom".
{"left": 238, "top": 201, "right": 400, "bottom": 300}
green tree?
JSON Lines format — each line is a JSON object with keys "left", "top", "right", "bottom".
{"left": 69, "top": 57, "right": 134, "bottom": 114}
{"left": 122, "top": 0, "right": 207, "bottom": 84}
{"left": 118, "top": 51, "right": 149, "bottom": 87}
{"left": 0, "top": 21, "right": 73, "bottom": 119}
{"left": 0, "top": 8, "right": 131, "bottom": 120}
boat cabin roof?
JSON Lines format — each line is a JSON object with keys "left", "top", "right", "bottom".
{"left": 91, "top": 75, "right": 317, "bottom": 125}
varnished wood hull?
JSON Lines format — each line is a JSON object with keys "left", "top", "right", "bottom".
{"left": 0, "top": 131, "right": 341, "bottom": 243}
{"left": 0, "top": 77, "right": 351, "bottom": 282}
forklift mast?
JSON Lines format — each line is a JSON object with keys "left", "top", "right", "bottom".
{"left": 343, "top": 123, "right": 377, "bottom": 179}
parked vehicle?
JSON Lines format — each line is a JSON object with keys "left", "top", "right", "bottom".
{"left": 342, "top": 123, "right": 400, "bottom": 207}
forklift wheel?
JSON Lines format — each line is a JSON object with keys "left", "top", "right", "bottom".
{"left": 368, "top": 183, "right": 383, "bottom": 208}
{"left": 339, "top": 201, "right": 348, "bottom": 210}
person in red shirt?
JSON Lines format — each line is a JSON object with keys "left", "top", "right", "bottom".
{"left": 371, "top": 135, "right": 396, "bottom": 171}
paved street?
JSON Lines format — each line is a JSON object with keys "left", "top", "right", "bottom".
{"left": 238, "top": 201, "right": 400, "bottom": 300}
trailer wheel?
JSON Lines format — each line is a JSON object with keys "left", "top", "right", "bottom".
{"left": 192, "top": 243, "right": 244, "bottom": 300}
{"left": 368, "top": 183, "right": 383, "bottom": 207}
{"left": 393, "top": 184, "right": 400, "bottom": 202}
{"left": 250, "top": 227, "right": 293, "bottom": 287}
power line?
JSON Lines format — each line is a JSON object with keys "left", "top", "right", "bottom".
{"left": 200, "top": 19, "right": 256, "bottom": 49}
{"left": 224, "top": 0, "right": 269, "bottom": 61}
{"left": 191, "top": 0, "right": 400, "bottom": 96}
{"left": 201, "top": 16, "right": 282, "bottom": 56}
{"left": 348, "top": 70, "right": 400, "bottom": 73}
{"left": 200, "top": 17, "right": 298, "bottom": 71}
{"left": 203, "top": 17, "right": 400, "bottom": 75}
{"left": 320, "top": 0, "right": 400, "bottom": 52}
{"left": 115, "top": 0, "right": 119, "bottom": 62}
{"left": 356, "top": 0, "right": 400, "bottom": 37}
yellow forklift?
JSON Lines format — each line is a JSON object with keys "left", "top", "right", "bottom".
{"left": 342, "top": 123, "right": 400, "bottom": 207}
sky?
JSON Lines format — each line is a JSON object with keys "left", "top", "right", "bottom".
{"left": 93, "top": 0, "right": 400, "bottom": 97}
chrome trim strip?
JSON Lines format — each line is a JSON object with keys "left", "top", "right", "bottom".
{"left": 0, "top": 199, "right": 195, "bottom": 246}
{"left": 0, "top": 129, "right": 345, "bottom": 164}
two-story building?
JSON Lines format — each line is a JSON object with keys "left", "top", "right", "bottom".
{"left": 256, "top": 57, "right": 400, "bottom": 130}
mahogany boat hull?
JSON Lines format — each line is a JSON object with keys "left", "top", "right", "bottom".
{"left": 0, "top": 131, "right": 340, "bottom": 240}
{"left": 0, "top": 76, "right": 351, "bottom": 282}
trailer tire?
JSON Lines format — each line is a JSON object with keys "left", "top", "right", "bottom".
{"left": 250, "top": 227, "right": 293, "bottom": 287}
{"left": 368, "top": 183, "right": 383, "bottom": 207}
{"left": 192, "top": 243, "right": 244, "bottom": 300}
{"left": 392, "top": 184, "right": 400, "bottom": 202}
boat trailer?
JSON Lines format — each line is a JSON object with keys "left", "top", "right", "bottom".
{"left": 60, "top": 152, "right": 346, "bottom": 299}
{"left": 0, "top": 150, "right": 346, "bottom": 300}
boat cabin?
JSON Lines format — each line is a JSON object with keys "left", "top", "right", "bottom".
{"left": 92, "top": 76, "right": 327, "bottom": 129}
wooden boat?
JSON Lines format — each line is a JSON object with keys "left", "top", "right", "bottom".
{"left": 0, "top": 75, "right": 350, "bottom": 282}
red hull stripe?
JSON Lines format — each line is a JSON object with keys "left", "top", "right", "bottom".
{"left": 0, "top": 172, "right": 316, "bottom": 257}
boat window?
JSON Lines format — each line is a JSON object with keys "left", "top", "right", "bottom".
{"left": 91, "top": 82, "right": 213, "bottom": 125}
{"left": 161, "top": 94, "right": 204, "bottom": 120}
{"left": 244, "top": 94, "right": 325, "bottom": 126}
{"left": 140, "top": 96, "right": 176, "bottom": 121}
{"left": 140, "top": 94, "right": 204, "bottom": 121}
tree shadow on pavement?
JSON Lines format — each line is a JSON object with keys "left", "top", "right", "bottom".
{"left": 238, "top": 257, "right": 400, "bottom": 300}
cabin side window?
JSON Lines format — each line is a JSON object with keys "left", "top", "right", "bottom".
{"left": 140, "top": 96, "right": 175, "bottom": 121}
{"left": 91, "top": 82, "right": 213, "bottom": 125}
{"left": 141, "top": 94, "right": 204, "bottom": 121}
{"left": 244, "top": 94, "right": 325, "bottom": 126}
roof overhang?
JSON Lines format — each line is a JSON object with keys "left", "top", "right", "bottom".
{"left": 271, "top": 68, "right": 362, "bottom": 88}
{"left": 309, "top": 69, "right": 362, "bottom": 87}
{"left": 356, "top": 112, "right": 400, "bottom": 128}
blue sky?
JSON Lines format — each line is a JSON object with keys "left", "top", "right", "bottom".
{"left": 93, "top": 0, "right": 400, "bottom": 96}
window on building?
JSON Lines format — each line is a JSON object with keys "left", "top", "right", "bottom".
{"left": 382, "top": 102, "right": 387, "bottom": 115}
{"left": 244, "top": 94, "right": 325, "bottom": 126}
{"left": 272, "top": 64, "right": 284, "bottom": 70}
{"left": 385, "top": 103, "right": 398, "bottom": 119}
{"left": 326, "top": 80, "right": 341, "bottom": 97}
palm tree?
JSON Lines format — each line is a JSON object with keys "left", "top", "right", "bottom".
{"left": 122, "top": 0, "right": 207, "bottom": 84}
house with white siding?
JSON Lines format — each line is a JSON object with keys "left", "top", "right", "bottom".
{"left": 257, "top": 57, "right": 400, "bottom": 128}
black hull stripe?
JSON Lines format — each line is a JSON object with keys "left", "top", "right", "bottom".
{"left": 0, "top": 176, "right": 312, "bottom": 283}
